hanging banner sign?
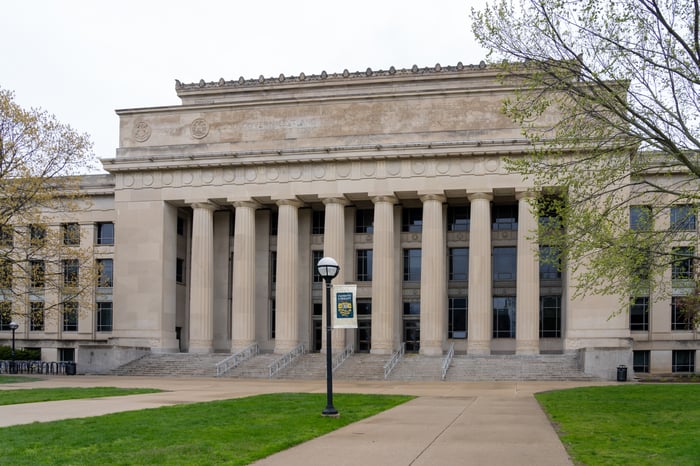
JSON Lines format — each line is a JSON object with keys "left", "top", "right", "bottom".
{"left": 332, "top": 284, "right": 358, "bottom": 329}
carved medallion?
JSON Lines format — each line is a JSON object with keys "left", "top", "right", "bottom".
{"left": 133, "top": 121, "right": 151, "bottom": 143}
{"left": 190, "top": 118, "right": 209, "bottom": 139}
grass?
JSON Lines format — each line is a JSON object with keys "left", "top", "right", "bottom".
{"left": 0, "top": 392, "right": 413, "bottom": 465}
{"left": 536, "top": 384, "right": 700, "bottom": 465}
{"left": 0, "top": 375, "right": 42, "bottom": 384}
{"left": 0, "top": 386, "right": 162, "bottom": 405}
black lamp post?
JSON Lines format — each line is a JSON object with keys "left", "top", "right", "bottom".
{"left": 8, "top": 321, "right": 18, "bottom": 374}
{"left": 316, "top": 256, "right": 339, "bottom": 416}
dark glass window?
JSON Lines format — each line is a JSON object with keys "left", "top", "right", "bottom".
{"left": 449, "top": 248, "right": 469, "bottom": 280}
{"left": 402, "top": 207, "right": 423, "bottom": 232}
{"left": 539, "top": 246, "right": 561, "bottom": 279}
{"left": 540, "top": 295, "right": 561, "bottom": 338}
{"left": 672, "top": 350, "right": 695, "bottom": 372}
{"left": 356, "top": 249, "right": 373, "bottom": 281}
{"left": 312, "top": 250, "right": 323, "bottom": 283}
{"left": 63, "top": 301, "right": 78, "bottom": 332}
{"left": 30, "top": 260, "right": 45, "bottom": 288}
{"left": 97, "top": 259, "right": 113, "bottom": 288}
{"left": 493, "top": 296, "right": 516, "bottom": 338}
{"left": 0, "top": 301, "right": 11, "bottom": 331}
{"left": 357, "top": 301, "right": 372, "bottom": 315}
{"left": 0, "top": 260, "right": 12, "bottom": 289}
{"left": 630, "top": 206, "right": 652, "bottom": 230}
{"left": 403, "top": 302, "right": 420, "bottom": 315}
{"left": 313, "top": 303, "right": 322, "bottom": 316}
{"left": 270, "top": 299, "right": 276, "bottom": 339}
{"left": 270, "top": 252, "right": 277, "bottom": 284}
{"left": 493, "top": 247, "right": 517, "bottom": 280}
{"left": 448, "top": 297, "right": 467, "bottom": 339}
{"left": 633, "top": 350, "right": 650, "bottom": 373}
{"left": 0, "top": 225, "right": 13, "bottom": 247}
{"left": 671, "top": 297, "right": 692, "bottom": 330}
{"left": 447, "top": 206, "right": 470, "bottom": 231}
{"left": 492, "top": 204, "right": 518, "bottom": 231}
{"left": 355, "top": 209, "right": 374, "bottom": 233}
{"left": 670, "top": 205, "right": 696, "bottom": 231}
{"left": 630, "top": 297, "right": 649, "bottom": 331}
{"left": 29, "top": 224, "right": 46, "bottom": 245}
{"left": 176, "top": 258, "right": 185, "bottom": 283}
{"left": 269, "top": 211, "right": 278, "bottom": 236}
{"left": 63, "top": 259, "right": 79, "bottom": 287}
{"left": 312, "top": 211, "right": 325, "bottom": 235}
{"left": 97, "top": 222, "right": 114, "bottom": 245}
{"left": 671, "top": 247, "right": 694, "bottom": 280}
{"left": 63, "top": 223, "right": 80, "bottom": 245}
{"left": 30, "top": 301, "right": 44, "bottom": 331}
{"left": 177, "top": 217, "right": 185, "bottom": 236}
{"left": 403, "top": 249, "right": 422, "bottom": 281}
{"left": 96, "top": 302, "right": 113, "bottom": 332}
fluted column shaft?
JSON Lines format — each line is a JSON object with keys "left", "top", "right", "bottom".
{"left": 516, "top": 191, "right": 540, "bottom": 354}
{"left": 274, "top": 199, "right": 303, "bottom": 353}
{"left": 189, "top": 201, "right": 216, "bottom": 353}
{"left": 420, "top": 194, "right": 447, "bottom": 356}
{"left": 231, "top": 201, "right": 258, "bottom": 351}
{"left": 322, "top": 197, "right": 348, "bottom": 351}
{"left": 370, "top": 195, "right": 397, "bottom": 354}
{"left": 467, "top": 192, "right": 493, "bottom": 355}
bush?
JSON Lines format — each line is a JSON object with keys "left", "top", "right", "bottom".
{"left": 0, "top": 346, "right": 41, "bottom": 360}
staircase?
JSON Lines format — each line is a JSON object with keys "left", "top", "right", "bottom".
{"left": 110, "top": 353, "right": 231, "bottom": 377}
{"left": 389, "top": 354, "right": 443, "bottom": 381}
{"left": 276, "top": 353, "right": 326, "bottom": 379}
{"left": 334, "top": 353, "right": 390, "bottom": 381}
{"left": 443, "top": 353, "right": 598, "bottom": 381}
{"left": 221, "top": 353, "right": 281, "bottom": 378}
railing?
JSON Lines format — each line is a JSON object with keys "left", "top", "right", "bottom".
{"left": 0, "top": 360, "right": 76, "bottom": 375}
{"left": 215, "top": 343, "right": 259, "bottom": 377}
{"left": 332, "top": 343, "right": 354, "bottom": 372}
{"left": 383, "top": 343, "right": 405, "bottom": 379}
{"left": 441, "top": 343, "right": 455, "bottom": 380}
{"left": 268, "top": 343, "right": 305, "bottom": 378}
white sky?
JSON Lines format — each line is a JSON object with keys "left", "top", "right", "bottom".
{"left": 2, "top": 0, "right": 486, "bottom": 163}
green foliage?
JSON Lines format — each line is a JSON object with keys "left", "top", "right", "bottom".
{"left": 536, "top": 385, "right": 700, "bottom": 465}
{"left": 0, "top": 392, "right": 413, "bottom": 465}
{"left": 0, "top": 345, "right": 40, "bottom": 360}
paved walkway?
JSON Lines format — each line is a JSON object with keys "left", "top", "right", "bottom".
{"left": 0, "top": 376, "right": 609, "bottom": 465}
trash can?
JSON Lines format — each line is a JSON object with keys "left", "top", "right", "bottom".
{"left": 616, "top": 365, "right": 627, "bottom": 382}
{"left": 65, "top": 362, "right": 77, "bottom": 375}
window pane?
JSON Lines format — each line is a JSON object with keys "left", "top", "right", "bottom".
{"left": 493, "top": 247, "right": 517, "bottom": 280}
{"left": 633, "top": 350, "right": 650, "bottom": 373}
{"left": 492, "top": 205, "right": 518, "bottom": 230}
{"left": 672, "top": 350, "right": 695, "bottom": 372}
{"left": 97, "top": 222, "right": 114, "bottom": 245}
{"left": 63, "top": 223, "right": 80, "bottom": 245}
{"left": 403, "top": 249, "right": 421, "bottom": 281}
{"left": 671, "top": 247, "right": 694, "bottom": 280}
{"left": 63, "top": 301, "right": 78, "bottom": 332}
{"left": 539, "top": 246, "right": 561, "bottom": 279}
{"left": 97, "top": 259, "right": 113, "bottom": 288}
{"left": 30, "top": 260, "right": 45, "bottom": 288}
{"left": 630, "top": 206, "right": 652, "bottom": 230}
{"left": 312, "top": 211, "right": 325, "bottom": 234}
{"left": 63, "top": 259, "right": 79, "bottom": 287}
{"left": 312, "top": 251, "right": 323, "bottom": 283}
{"left": 30, "top": 301, "right": 44, "bottom": 331}
{"left": 355, "top": 209, "right": 374, "bottom": 233}
{"left": 630, "top": 297, "right": 649, "bottom": 331}
{"left": 356, "top": 249, "right": 373, "bottom": 281}
{"left": 540, "top": 295, "right": 561, "bottom": 338}
{"left": 493, "top": 296, "right": 516, "bottom": 338}
{"left": 448, "top": 297, "right": 467, "bottom": 338}
{"left": 402, "top": 208, "right": 422, "bottom": 232}
{"left": 670, "top": 205, "right": 696, "bottom": 231}
{"left": 672, "top": 297, "right": 692, "bottom": 330}
{"left": 448, "top": 206, "right": 470, "bottom": 231}
{"left": 97, "top": 301, "right": 113, "bottom": 332}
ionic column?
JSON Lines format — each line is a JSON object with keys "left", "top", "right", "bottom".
{"left": 467, "top": 192, "right": 493, "bottom": 355}
{"left": 231, "top": 200, "right": 259, "bottom": 351}
{"left": 274, "top": 199, "right": 303, "bottom": 353}
{"left": 370, "top": 195, "right": 397, "bottom": 354}
{"left": 188, "top": 201, "right": 216, "bottom": 353}
{"left": 322, "top": 196, "right": 348, "bottom": 351}
{"left": 419, "top": 193, "right": 447, "bottom": 356}
{"left": 516, "top": 191, "right": 540, "bottom": 354}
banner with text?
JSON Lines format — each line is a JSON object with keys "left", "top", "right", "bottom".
{"left": 332, "top": 284, "right": 358, "bottom": 329}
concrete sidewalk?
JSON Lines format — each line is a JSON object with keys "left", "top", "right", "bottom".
{"left": 0, "top": 377, "right": 605, "bottom": 465}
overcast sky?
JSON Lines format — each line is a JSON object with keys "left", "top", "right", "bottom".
{"left": 2, "top": 0, "right": 486, "bottom": 164}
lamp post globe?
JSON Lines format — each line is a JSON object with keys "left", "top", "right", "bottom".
{"left": 316, "top": 256, "right": 339, "bottom": 416}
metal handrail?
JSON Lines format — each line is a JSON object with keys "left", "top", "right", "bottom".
{"left": 268, "top": 343, "right": 305, "bottom": 378}
{"left": 383, "top": 343, "right": 405, "bottom": 379}
{"left": 441, "top": 343, "right": 455, "bottom": 380}
{"left": 332, "top": 343, "right": 354, "bottom": 372}
{"left": 215, "top": 343, "right": 259, "bottom": 377}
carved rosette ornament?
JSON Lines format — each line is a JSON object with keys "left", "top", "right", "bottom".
{"left": 133, "top": 121, "right": 151, "bottom": 142}
{"left": 190, "top": 118, "right": 209, "bottom": 139}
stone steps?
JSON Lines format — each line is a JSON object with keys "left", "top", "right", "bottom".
{"left": 444, "top": 353, "right": 598, "bottom": 381}
{"left": 221, "top": 353, "right": 281, "bottom": 378}
{"left": 110, "top": 353, "right": 231, "bottom": 377}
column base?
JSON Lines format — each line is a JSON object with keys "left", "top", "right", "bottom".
{"left": 516, "top": 340, "right": 540, "bottom": 355}
{"left": 231, "top": 340, "right": 257, "bottom": 352}
{"left": 467, "top": 340, "right": 491, "bottom": 356}
{"left": 420, "top": 343, "right": 444, "bottom": 356}
{"left": 189, "top": 340, "right": 214, "bottom": 354}
{"left": 274, "top": 340, "right": 300, "bottom": 354}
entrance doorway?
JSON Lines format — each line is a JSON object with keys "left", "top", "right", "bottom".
{"left": 403, "top": 319, "right": 420, "bottom": 352}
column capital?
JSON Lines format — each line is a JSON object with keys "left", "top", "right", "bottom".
{"left": 515, "top": 189, "right": 538, "bottom": 201}
{"left": 187, "top": 200, "right": 217, "bottom": 211}
{"left": 230, "top": 199, "right": 260, "bottom": 209}
{"left": 275, "top": 198, "right": 304, "bottom": 208}
{"left": 321, "top": 196, "right": 349, "bottom": 206}
{"left": 467, "top": 191, "right": 493, "bottom": 202}
{"left": 419, "top": 193, "right": 446, "bottom": 203}
{"left": 371, "top": 194, "right": 398, "bottom": 205}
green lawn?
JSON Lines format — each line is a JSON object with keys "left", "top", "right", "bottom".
{"left": 0, "top": 386, "right": 162, "bottom": 405}
{"left": 536, "top": 384, "right": 700, "bottom": 465}
{"left": 0, "top": 392, "right": 413, "bottom": 465}
{"left": 0, "top": 375, "right": 42, "bottom": 384}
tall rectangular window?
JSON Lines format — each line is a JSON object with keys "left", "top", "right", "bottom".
{"left": 270, "top": 299, "right": 276, "bottom": 339}
{"left": 312, "top": 211, "right": 325, "bottom": 234}
{"left": 30, "top": 260, "right": 45, "bottom": 288}
{"left": 0, "top": 301, "right": 11, "bottom": 331}
{"left": 63, "top": 301, "right": 78, "bottom": 332}
{"left": 630, "top": 297, "right": 649, "bottom": 331}
{"left": 493, "top": 296, "right": 516, "bottom": 338}
{"left": 448, "top": 297, "right": 467, "bottom": 339}
{"left": 492, "top": 204, "right": 518, "bottom": 231}
{"left": 176, "top": 258, "right": 185, "bottom": 284}
{"left": 449, "top": 248, "right": 468, "bottom": 280}
{"left": 0, "top": 260, "right": 12, "bottom": 289}
{"left": 96, "top": 301, "right": 113, "bottom": 332}
{"left": 176, "top": 217, "right": 185, "bottom": 236}
{"left": 672, "top": 350, "right": 695, "bottom": 372}
{"left": 312, "top": 250, "right": 323, "bottom": 283}
{"left": 671, "top": 297, "right": 692, "bottom": 330}
{"left": 63, "top": 223, "right": 80, "bottom": 245}
{"left": 63, "top": 259, "right": 79, "bottom": 287}
{"left": 0, "top": 225, "right": 13, "bottom": 247}
{"left": 356, "top": 249, "right": 373, "bottom": 281}
{"left": 633, "top": 350, "right": 650, "bottom": 373}
{"left": 30, "top": 301, "right": 44, "bottom": 331}
{"left": 97, "top": 259, "right": 113, "bottom": 288}
{"left": 403, "top": 249, "right": 421, "bottom": 281}
{"left": 269, "top": 212, "right": 278, "bottom": 236}
{"left": 630, "top": 206, "right": 652, "bottom": 230}
{"left": 29, "top": 224, "right": 46, "bottom": 245}
{"left": 670, "top": 205, "right": 696, "bottom": 231}
{"left": 402, "top": 207, "right": 422, "bottom": 232}
{"left": 270, "top": 251, "right": 277, "bottom": 284}
{"left": 355, "top": 209, "right": 374, "bottom": 233}
{"left": 493, "top": 247, "right": 517, "bottom": 280}
{"left": 671, "top": 247, "right": 694, "bottom": 280}
{"left": 97, "top": 222, "right": 114, "bottom": 245}
{"left": 447, "top": 206, "right": 470, "bottom": 231}
{"left": 540, "top": 295, "right": 561, "bottom": 338}
{"left": 539, "top": 246, "right": 561, "bottom": 279}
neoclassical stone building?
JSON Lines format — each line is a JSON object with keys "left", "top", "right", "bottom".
{"left": 2, "top": 62, "right": 697, "bottom": 378}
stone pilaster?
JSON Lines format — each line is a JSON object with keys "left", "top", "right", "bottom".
{"left": 516, "top": 191, "right": 540, "bottom": 354}
{"left": 467, "top": 192, "right": 493, "bottom": 355}
{"left": 231, "top": 200, "right": 259, "bottom": 351}
{"left": 188, "top": 201, "right": 216, "bottom": 353}
{"left": 419, "top": 193, "right": 447, "bottom": 356}
{"left": 274, "top": 199, "right": 303, "bottom": 353}
{"left": 322, "top": 196, "right": 348, "bottom": 351}
{"left": 370, "top": 195, "right": 397, "bottom": 354}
